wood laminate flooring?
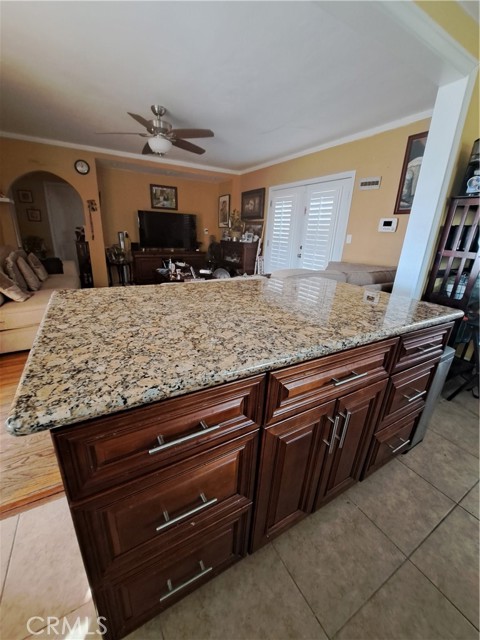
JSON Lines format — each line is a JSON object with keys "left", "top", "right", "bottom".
{"left": 0, "top": 352, "right": 63, "bottom": 519}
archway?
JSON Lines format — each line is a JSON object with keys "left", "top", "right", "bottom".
{"left": 8, "top": 171, "right": 92, "bottom": 285}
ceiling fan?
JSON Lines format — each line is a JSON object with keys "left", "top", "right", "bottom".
{"left": 101, "top": 105, "right": 214, "bottom": 156}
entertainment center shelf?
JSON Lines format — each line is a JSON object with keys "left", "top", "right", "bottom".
{"left": 132, "top": 249, "right": 207, "bottom": 285}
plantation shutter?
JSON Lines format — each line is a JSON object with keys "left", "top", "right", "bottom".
{"left": 265, "top": 191, "right": 298, "bottom": 272}
{"left": 301, "top": 185, "right": 341, "bottom": 271}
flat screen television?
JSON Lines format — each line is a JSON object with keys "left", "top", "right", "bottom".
{"left": 138, "top": 211, "right": 197, "bottom": 250}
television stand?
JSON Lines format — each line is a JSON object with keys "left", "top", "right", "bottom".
{"left": 132, "top": 248, "right": 207, "bottom": 285}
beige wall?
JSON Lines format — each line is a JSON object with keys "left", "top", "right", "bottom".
{"left": 239, "top": 119, "right": 431, "bottom": 266}
{"left": 97, "top": 166, "right": 222, "bottom": 249}
{"left": 0, "top": 138, "right": 109, "bottom": 287}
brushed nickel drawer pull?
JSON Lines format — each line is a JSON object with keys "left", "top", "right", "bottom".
{"left": 323, "top": 414, "right": 340, "bottom": 454}
{"left": 388, "top": 438, "right": 410, "bottom": 454}
{"left": 416, "top": 343, "right": 438, "bottom": 354}
{"left": 337, "top": 411, "right": 352, "bottom": 449}
{"left": 148, "top": 420, "right": 220, "bottom": 455}
{"left": 159, "top": 560, "right": 213, "bottom": 602}
{"left": 331, "top": 371, "right": 368, "bottom": 387}
{"left": 156, "top": 493, "right": 218, "bottom": 532}
{"left": 403, "top": 389, "right": 427, "bottom": 403}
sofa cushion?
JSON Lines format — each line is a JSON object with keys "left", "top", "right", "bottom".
{"left": 40, "top": 273, "right": 80, "bottom": 290}
{"left": 17, "top": 256, "right": 41, "bottom": 291}
{"left": 270, "top": 268, "right": 321, "bottom": 279}
{"left": 0, "top": 288, "right": 53, "bottom": 330}
{"left": 346, "top": 269, "right": 397, "bottom": 286}
{"left": 5, "top": 252, "right": 29, "bottom": 291}
{"left": 27, "top": 253, "right": 49, "bottom": 281}
{"left": 315, "top": 270, "right": 348, "bottom": 282}
{"left": 0, "top": 271, "right": 32, "bottom": 303}
{"left": 326, "top": 261, "right": 396, "bottom": 273}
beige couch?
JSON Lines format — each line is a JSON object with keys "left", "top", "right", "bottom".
{"left": 270, "top": 261, "right": 397, "bottom": 291}
{"left": 0, "top": 246, "right": 80, "bottom": 353}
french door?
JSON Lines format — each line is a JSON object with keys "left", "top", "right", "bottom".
{"left": 264, "top": 175, "right": 353, "bottom": 273}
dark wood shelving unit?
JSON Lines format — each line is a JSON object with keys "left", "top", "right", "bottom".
{"left": 424, "top": 196, "right": 479, "bottom": 310}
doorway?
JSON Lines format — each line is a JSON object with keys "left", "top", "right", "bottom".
{"left": 9, "top": 172, "right": 85, "bottom": 274}
{"left": 44, "top": 181, "right": 84, "bottom": 263}
{"left": 264, "top": 173, "right": 354, "bottom": 273}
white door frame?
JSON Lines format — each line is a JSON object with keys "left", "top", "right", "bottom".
{"left": 265, "top": 170, "right": 355, "bottom": 271}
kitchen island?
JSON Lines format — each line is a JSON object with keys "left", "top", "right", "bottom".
{"left": 6, "top": 277, "right": 463, "bottom": 640}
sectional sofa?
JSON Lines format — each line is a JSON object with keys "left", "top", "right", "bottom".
{"left": 0, "top": 245, "right": 80, "bottom": 354}
{"left": 270, "top": 261, "right": 397, "bottom": 291}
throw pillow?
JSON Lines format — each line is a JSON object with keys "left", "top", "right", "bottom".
{"left": 17, "top": 256, "right": 41, "bottom": 291}
{"left": 5, "top": 252, "right": 28, "bottom": 291}
{"left": 27, "top": 253, "right": 49, "bottom": 281}
{"left": 0, "top": 292, "right": 5, "bottom": 306}
{"left": 0, "top": 271, "right": 32, "bottom": 302}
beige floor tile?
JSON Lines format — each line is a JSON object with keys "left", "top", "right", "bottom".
{"left": 347, "top": 459, "right": 454, "bottom": 554}
{"left": 335, "top": 561, "right": 478, "bottom": 640}
{"left": 272, "top": 496, "right": 405, "bottom": 638}
{"left": 411, "top": 506, "right": 479, "bottom": 628}
{"left": 0, "top": 496, "right": 90, "bottom": 640}
{"left": 430, "top": 398, "right": 479, "bottom": 458}
{"left": 399, "top": 430, "right": 479, "bottom": 502}
{"left": 442, "top": 387, "right": 479, "bottom": 418}
{"left": 124, "top": 616, "right": 165, "bottom": 640}
{"left": 0, "top": 514, "right": 18, "bottom": 596}
{"left": 460, "top": 482, "right": 479, "bottom": 519}
{"left": 159, "top": 544, "right": 327, "bottom": 640}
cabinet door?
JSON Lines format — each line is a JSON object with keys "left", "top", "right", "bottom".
{"left": 250, "top": 401, "right": 336, "bottom": 551}
{"left": 315, "top": 379, "right": 387, "bottom": 508}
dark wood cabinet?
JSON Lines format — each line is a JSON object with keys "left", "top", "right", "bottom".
{"left": 132, "top": 249, "right": 207, "bottom": 284}
{"left": 51, "top": 375, "right": 265, "bottom": 640}
{"left": 220, "top": 241, "right": 258, "bottom": 275}
{"left": 315, "top": 379, "right": 387, "bottom": 508}
{"left": 424, "top": 196, "right": 479, "bottom": 310}
{"left": 51, "top": 322, "right": 454, "bottom": 639}
{"left": 251, "top": 401, "right": 336, "bottom": 550}
{"left": 251, "top": 377, "right": 387, "bottom": 550}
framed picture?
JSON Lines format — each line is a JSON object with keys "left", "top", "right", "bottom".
{"left": 394, "top": 131, "right": 428, "bottom": 215}
{"left": 218, "top": 194, "right": 230, "bottom": 227}
{"left": 27, "top": 208, "right": 41, "bottom": 222}
{"left": 150, "top": 184, "right": 178, "bottom": 210}
{"left": 241, "top": 188, "right": 265, "bottom": 220}
{"left": 244, "top": 222, "right": 263, "bottom": 238}
{"left": 17, "top": 189, "right": 33, "bottom": 204}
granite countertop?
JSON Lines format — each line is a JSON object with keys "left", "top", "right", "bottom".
{"left": 6, "top": 277, "right": 463, "bottom": 436}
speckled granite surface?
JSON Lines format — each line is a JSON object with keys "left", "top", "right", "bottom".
{"left": 6, "top": 277, "right": 462, "bottom": 435}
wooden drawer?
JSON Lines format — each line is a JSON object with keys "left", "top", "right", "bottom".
{"left": 96, "top": 505, "right": 250, "bottom": 640}
{"left": 72, "top": 433, "right": 258, "bottom": 582}
{"left": 362, "top": 409, "right": 422, "bottom": 478}
{"left": 377, "top": 359, "right": 438, "bottom": 430}
{"left": 52, "top": 375, "right": 265, "bottom": 501}
{"left": 393, "top": 323, "right": 453, "bottom": 373}
{"left": 264, "top": 338, "right": 398, "bottom": 425}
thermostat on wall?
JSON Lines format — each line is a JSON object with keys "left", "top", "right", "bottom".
{"left": 378, "top": 218, "right": 398, "bottom": 233}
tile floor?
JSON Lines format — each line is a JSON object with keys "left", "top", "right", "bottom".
{"left": 0, "top": 387, "right": 478, "bottom": 640}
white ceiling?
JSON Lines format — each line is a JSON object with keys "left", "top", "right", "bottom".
{"left": 1, "top": 1, "right": 477, "bottom": 173}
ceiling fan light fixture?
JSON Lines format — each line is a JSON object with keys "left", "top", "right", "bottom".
{"left": 147, "top": 136, "right": 172, "bottom": 155}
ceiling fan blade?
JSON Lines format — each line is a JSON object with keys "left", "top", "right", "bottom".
{"left": 172, "top": 139, "right": 206, "bottom": 155}
{"left": 170, "top": 128, "right": 214, "bottom": 139}
{"left": 141, "top": 143, "right": 154, "bottom": 155}
{"left": 96, "top": 132, "right": 148, "bottom": 135}
{"left": 128, "top": 112, "right": 151, "bottom": 129}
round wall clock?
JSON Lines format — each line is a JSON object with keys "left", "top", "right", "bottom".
{"left": 74, "top": 159, "right": 90, "bottom": 175}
